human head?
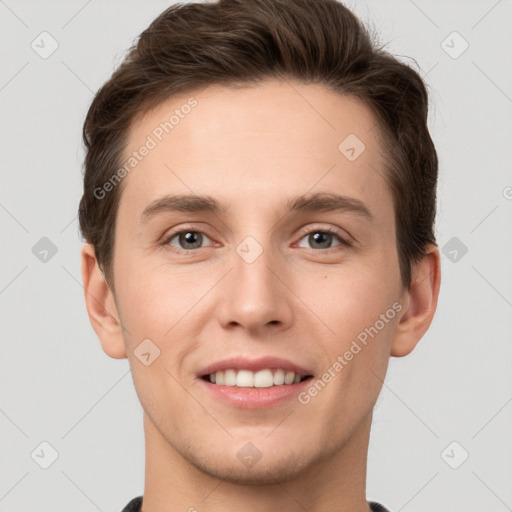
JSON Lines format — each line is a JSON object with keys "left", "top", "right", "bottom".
{"left": 78, "top": 0, "right": 441, "bottom": 495}
{"left": 78, "top": 0, "right": 438, "bottom": 295}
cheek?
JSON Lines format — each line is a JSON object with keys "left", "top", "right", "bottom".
{"left": 115, "top": 256, "right": 199, "bottom": 336}
{"left": 116, "top": 264, "right": 210, "bottom": 391}
{"left": 122, "top": 271, "right": 204, "bottom": 417}
{"left": 294, "top": 255, "right": 400, "bottom": 404}
{"left": 295, "top": 259, "right": 398, "bottom": 336}
{"left": 302, "top": 269, "right": 399, "bottom": 418}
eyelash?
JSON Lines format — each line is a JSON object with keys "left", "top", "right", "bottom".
{"left": 161, "top": 225, "right": 353, "bottom": 252}
{"left": 296, "top": 226, "right": 353, "bottom": 250}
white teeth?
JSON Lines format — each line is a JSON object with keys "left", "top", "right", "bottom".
{"left": 207, "top": 368, "right": 307, "bottom": 388}
{"left": 236, "top": 369, "right": 253, "bottom": 387}
{"left": 284, "top": 371, "right": 295, "bottom": 385}
{"left": 224, "top": 369, "right": 237, "bottom": 386}
{"left": 273, "top": 369, "right": 285, "bottom": 385}
{"left": 253, "top": 369, "right": 274, "bottom": 388}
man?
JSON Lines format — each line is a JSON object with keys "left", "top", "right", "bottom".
{"left": 79, "top": 0, "right": 441, "bottom": 510}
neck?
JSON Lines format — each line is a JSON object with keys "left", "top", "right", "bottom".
{"left": 141, "top": 412, "right": 373, "bottom": 512}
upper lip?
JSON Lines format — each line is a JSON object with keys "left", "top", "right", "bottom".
{"left": 198, "top": 356, "right": 313, "bottom": 378}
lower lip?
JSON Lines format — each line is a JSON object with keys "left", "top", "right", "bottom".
{"left": 198, "top": 377, "right": 313, "bottom": 409}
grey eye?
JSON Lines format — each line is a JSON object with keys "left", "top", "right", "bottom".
{"left": 168, "top": 231, "right": 212, "bottom": 250}
{"left": 297, "top": 231, "right": 342, "bottom": 249}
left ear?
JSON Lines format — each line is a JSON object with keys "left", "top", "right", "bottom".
{"left": 391, "top": 244, "right": 441, "bottom": 357}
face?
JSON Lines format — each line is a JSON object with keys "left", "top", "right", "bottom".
{"left": 105, "top": 79, "right": 407, "bottom": 483}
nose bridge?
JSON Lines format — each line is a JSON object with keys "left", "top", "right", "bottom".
{"left": 235, "top": 235, "right": 275, "bottom": 291}
{"left": 218, "top": 232, "right": 293, "bottom": 331}
{"left": 233, "top": 233, "right": 279, "bottom": 303}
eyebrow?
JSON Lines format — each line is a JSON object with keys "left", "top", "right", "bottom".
{"left": 139, "top": 192, "right": 374, "bottom": 224}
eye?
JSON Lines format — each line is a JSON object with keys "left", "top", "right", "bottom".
{"left": 164, "top": 230, "right": 214, "bottom": 250}
{"left": 296, "top": 228, "right": 351, "bottom": 250}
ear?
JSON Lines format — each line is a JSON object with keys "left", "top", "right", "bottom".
{"left": 81, "top": 243, "right": 127, "bottom": 359}
{"left": 391, "top": 244, "right": 441, "bottom": 357}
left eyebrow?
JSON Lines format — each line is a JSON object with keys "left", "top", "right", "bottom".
{"left": 286, "top": 192, "right": 374, "bottom": 222}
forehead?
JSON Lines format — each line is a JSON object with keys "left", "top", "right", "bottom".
{"left": 118, "top": 79, "right": 392, "bottom": 227}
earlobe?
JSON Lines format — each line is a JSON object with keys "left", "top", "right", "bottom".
{"left": 81, "top": 243, "right": 127, "bottom": 359}
{"left": 391, "top": 244, "right": 441, "bottom": 357}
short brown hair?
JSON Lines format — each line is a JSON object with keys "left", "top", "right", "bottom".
{"left": 78, "top": 0, "right": 438, "bottom": 292}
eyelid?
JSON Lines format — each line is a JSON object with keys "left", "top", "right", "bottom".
{"left": 161, "top": 224, "right": 216, "bottom": 248}
{"left": 294, "top": 224, "right": 353, "bottom": 247}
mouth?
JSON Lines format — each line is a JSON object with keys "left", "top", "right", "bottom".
{"left": 196, "top": 356, "right": 314, "bottom": 408}
{"left": 200, "top": 368, "right": 313, "bottom": 388}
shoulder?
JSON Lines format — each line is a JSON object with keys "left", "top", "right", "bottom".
{"left": 120, "top": 495, "right": 143, "bottom": 512}
{"left": 369, "top": 502, "right": 391, "bottom": 512}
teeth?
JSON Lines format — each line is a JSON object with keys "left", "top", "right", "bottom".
{"left": 236, "top": 369, "right": 254, "bottom": 387}
{"left": 224, "top": 369, "right": 237, "bottom": 386}
{"left": 253, "top": 369, "right": 274, "bottom": 388}
{"left": 207, "top": 369, "right": 306, "bottom": 388}
{"left": 273, "top": 369, "right": 285, "bottom": 385}
{"left": 284, "top": 371, "right": 295, "bottom": 385}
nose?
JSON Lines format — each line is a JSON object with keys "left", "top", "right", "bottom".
{"left": 216, "top": 240, "right": 294, "bottom": 336}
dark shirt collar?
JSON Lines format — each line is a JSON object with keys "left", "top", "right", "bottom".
{"left": 121, "top": 496, "right": 390, "bottom": 512}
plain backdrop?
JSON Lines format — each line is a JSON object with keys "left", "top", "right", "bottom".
{"left": 1, "top": 1, "right": 511, "bottom": 511}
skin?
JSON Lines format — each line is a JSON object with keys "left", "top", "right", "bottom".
{"left": 82, "top": 79, "right": 441, "bottom": 512}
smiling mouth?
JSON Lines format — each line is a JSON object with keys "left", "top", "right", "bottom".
{"left": 201, "top": 368, "right": 313, "bottom": 388}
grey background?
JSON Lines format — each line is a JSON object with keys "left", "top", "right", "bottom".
{"left": 1, "top": 0, "right": 511, "bottom": 511}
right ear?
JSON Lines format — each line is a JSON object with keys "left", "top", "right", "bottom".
{"left": 81, "top": 243, "right": 127, "bottom": 359}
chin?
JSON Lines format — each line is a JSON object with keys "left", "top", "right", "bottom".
{"left": 185, "top": 447, "right": 314, "bottom": 485}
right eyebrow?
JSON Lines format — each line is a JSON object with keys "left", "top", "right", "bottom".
{"left": 140, "top": 194, "right": 226, "bottom": 224}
